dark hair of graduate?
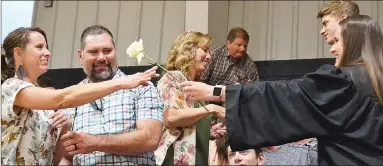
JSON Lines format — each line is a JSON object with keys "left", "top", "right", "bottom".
{"left": 339, "top": 15, "right": 383, "bottom": 103}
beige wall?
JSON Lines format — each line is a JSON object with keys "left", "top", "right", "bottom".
{"left": 32, "top": 1, "right": 383, "bottom": 69}
{"left": 33, "top": 1, "right": 188, "bottom": 69}
{"left": 208, "top": 0, "right": 383, "bottom": 61}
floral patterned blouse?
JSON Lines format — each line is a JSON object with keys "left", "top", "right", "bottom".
{"left": 1, "top": 78, "right": 61, "bottom": 165}
{"left": 154, "top": 71, "right": 210, "bottom": 165}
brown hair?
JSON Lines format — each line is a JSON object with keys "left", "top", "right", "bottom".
{"left": 80, "top": 25, "right": 115, "bottom": 49}
{"left": 339, "top": 15, "right": 383, "bottom": 103}
{"left": 1, "top": 27, "right": 48, "bottom": 81}
{"left": 166, "top": 31, "right": 212, "bottom": 79}
{"left": 216, "top": 136, "right": 228, "bottom": 165}
{"left": 254, "top": 148, "right": 263, "bottom": 156}
{"left": 317, "top": 0, "right": 359, "bottom": 19}
{"left": 227, "top": 27, "right": 249, "bottom": 43}
{"left": 227, "top": 144, "right": 263, "bottom": 159}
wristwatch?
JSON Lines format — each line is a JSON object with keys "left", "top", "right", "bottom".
{"left": 213, "top": 85, "right": 223, "bottom": 97}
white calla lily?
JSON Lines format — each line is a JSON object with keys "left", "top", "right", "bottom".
{"left": 136, "top": 52, "right": 144, "bottom": 64}
{"left": 126, "top": 39, "right": 145, "bottom": 64}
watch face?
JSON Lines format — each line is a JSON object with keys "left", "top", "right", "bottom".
{"left": 213, "top": 87, "right": 222, "bottom": 96}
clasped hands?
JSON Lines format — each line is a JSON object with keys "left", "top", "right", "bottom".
{"left": 61, "top": 132, "right": 101, "bottom": 156}
{"left": 210, "top": 120, "right": 227, "bottom": 140}
{"left": 50, "top": 111, "right": 101, "bottom": 155}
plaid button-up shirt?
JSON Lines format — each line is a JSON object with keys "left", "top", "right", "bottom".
{"left": 65, "top": 69, "right": 163, "bottom": 165}
{"left": 200, "top": 45, "right": 259, "bottom": 85}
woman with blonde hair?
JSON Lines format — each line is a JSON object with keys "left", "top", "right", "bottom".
{"left": 154, "top": 30, "right": 224, "bottom": 165}
{"left": 1, "top": 27, "right": 158, "bottom": 165}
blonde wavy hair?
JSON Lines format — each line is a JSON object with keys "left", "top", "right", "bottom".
{"left": 166, "top": 31, "right": 212, "bottom": 80}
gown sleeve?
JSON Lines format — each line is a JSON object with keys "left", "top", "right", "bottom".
{"left": 226, "top": 65, "right": 363, "bottom": 151}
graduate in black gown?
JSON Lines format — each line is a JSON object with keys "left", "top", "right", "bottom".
{"left": 180, "top": 15, "right": 383, "bottom": 165}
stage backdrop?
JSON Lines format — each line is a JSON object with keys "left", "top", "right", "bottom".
{"left": 40, "top": 58, "right": 335, "bottom": 89}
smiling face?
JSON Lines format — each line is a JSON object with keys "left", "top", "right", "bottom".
{"left": 166, "top": 31, "right": 212, "bottom": 80}
{"left": 191, "top": 46, "right": 211, "bottom": 74}
{"left": 20, "top": 31, "right": 52, "bottom": 77}
{"left": 329, "top": 25, "right": 344, "bottom": 67}
{"left": 78, "top": 33, "right": 117, "bottom": 82}
{"left": 320, "top": 14, "right": 344, "bottom": 45}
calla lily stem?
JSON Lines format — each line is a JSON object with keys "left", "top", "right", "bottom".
{"left": 144, "top": 55, "right": 169, "bottom": 73}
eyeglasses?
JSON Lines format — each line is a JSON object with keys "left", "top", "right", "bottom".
{"left": 90, "top": 99, "right": 103, "bottom": 111}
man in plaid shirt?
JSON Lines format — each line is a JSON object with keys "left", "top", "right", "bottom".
{"left": 200, "top": 27, "right": 259, "bottom": 86}
{"left": 201, "top": 27, "right": 259, "bottom": 165}
{"left": 60, "top": 25, "right": 163, "bottom": 165}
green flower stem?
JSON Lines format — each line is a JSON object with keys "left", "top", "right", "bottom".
{"left": 144, "top": 55, "right": 169, "bottom": 73}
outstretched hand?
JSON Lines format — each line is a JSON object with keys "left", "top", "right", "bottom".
{"left": 120, "top": 66, "right": 159, "bottom": 89}
{"left": 181, "top": 81, "right": 218, "bottom": 102}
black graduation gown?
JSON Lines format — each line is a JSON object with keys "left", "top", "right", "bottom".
{"left": 226, "top": 64, "right": 383, "bottom": 165}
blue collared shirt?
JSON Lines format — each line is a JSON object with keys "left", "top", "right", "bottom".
{"left": 65, "top": 68, "right": 163, "bottom": 165}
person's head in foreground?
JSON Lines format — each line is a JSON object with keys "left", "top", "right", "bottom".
{"left": 3, "top": 27, "right": 51, "bottom": 84}
{"left": 228, "top": 146, "right": 264, "bottom": 165}
{"left": 330, "top": 14, "right": 383, "bottom": 102}
{"left": 78, "top": 25, "right": 118, "bottom": 83}
{"left": 166, "top": 30, "right": 212, "bottom": 81}
{"left": 317, "top": 0, "right": 359, "bottom": 45}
